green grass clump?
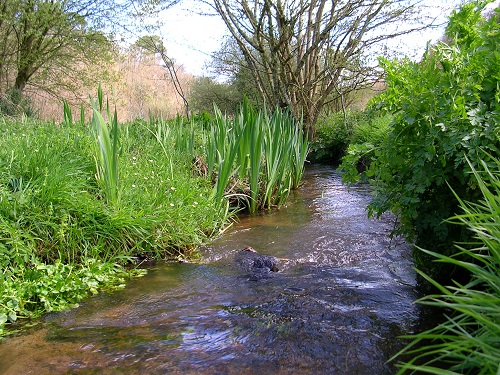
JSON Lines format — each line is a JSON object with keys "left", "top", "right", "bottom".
{"left": 205, "top": 98, "right": 308, "bottom": 212}
{"left": 393, "top": 156, "right": 500, "bottom": 374}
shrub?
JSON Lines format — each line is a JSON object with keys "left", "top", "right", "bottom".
{"left": 309, "top": 111, "right": 360, "bottom": 163}
{"left": 338, "top": 111, "right": 392, "bottom": 182}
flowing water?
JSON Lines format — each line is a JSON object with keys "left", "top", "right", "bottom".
{"left": 0, "top": 165, "right": 421, "bottom": 374}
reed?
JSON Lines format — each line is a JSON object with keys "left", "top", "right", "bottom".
{"left": 89, "top": 86, "right": 121, "bottom": 206}
{"left": 62, "top": 99, "right": 72, "bottom": 126}
{"left": 205, "top": 98, "right": 308, "bottom": 212}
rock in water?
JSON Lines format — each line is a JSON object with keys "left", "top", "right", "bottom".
{"left": 234, "top": 247, "right": 280, "bottom": 273}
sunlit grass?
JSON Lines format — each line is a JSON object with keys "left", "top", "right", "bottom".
{"left": 0, "top": 100, "right": 232, "bottom": 336}
{"left": 0, "top": 91, "right": 309, "bottom": 337}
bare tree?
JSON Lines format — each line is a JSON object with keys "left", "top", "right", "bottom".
{"left": 211, "top": 0, "right": 457, "bottom": 135}
{"left": 134, "top": 35, "right": 191, "bottom": 118}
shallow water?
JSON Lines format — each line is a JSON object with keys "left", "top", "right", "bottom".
{"left": 0, "top": 165, "right": 419, "bottom": 374}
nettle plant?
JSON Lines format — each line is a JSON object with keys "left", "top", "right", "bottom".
{"left": 354, "top": 2, "right": 500, "bottom": 278}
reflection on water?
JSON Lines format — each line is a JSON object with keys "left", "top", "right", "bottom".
{"left": 0, "top": 165, "right": 418, "bottom": 374}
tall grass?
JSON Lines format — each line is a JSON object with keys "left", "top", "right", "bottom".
{"left": 205, "top": 98, "right": 309, "bottom": 212}
{"left": 393, "top": 156, "right": 500, "bottom": 374}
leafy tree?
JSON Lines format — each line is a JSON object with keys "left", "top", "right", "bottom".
{"left": 208, "top": 36, "right": 266, "bottom": 106}
{"left": 211, "top": 0, "right": 457, "bottom": 135}
{"left": 348, "top": 0, "right": 500, "bottom": 281}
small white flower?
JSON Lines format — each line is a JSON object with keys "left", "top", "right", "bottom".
{"left": 170, "top": 203, "right": 174, "bottom": 206}
{"left": 132, "top": 184, "right": 136, "bottom": 188}
{"left": 170, "top": 187, "right": 176, "bottom": 191}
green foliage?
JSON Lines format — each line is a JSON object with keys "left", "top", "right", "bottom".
{"left": 0, "top": 0, "right": 115, "bottom": 105}
{"left": 0, "top": 89, "right": 309, "bottom": 336}
{"left": 309, "top": 111, "right": 356, "bottom": 163}
{"left": 393, "top": 156, "right": 500, "bottom": 374}
{"left": 0, "top": 258, "right": 143, "bottom": 337}
{"left": 338, "top": 112, "right": 392, "bottom": 183}
{"left": 189, "top": 77, "right": 243, "bottom": 116}
{"left": 205, "top": 98, "right": 309, "bottom": 212}
{"left": 348, "top": 3, "right": 500, "bottom": 280}
{"left": 90, "top": 86, "right": 121, "bottom": 206}
{"left": 310, "top": 110, "right": 391, "bottom": 165}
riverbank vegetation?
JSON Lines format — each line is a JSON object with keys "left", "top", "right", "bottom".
{"left": 1, "top": 0, "right": 497, "bottom": 371}
{"left": 0, "top": 91, "right": 307, "bottom": 336}
{"left": 335, "top": 1, "right": 500, "bottom": 372}
{"left": 393, "top": 156, "right": 500, "bottom": 373}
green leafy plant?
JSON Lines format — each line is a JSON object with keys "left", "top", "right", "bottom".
{"left": 393, "top": 155, "right": 500, "bottom": 374}
{"left": 339, "top": 111, "right": 392, "bottom": 183}
{"left": 205, "top": 98, "right": 309, "bottom": 212}
{"left": 89, "top": 85, "right": 121, "bottom": 206}
{"left": 346, "top": 2, "right": 500, "bottom": 279}
{"left": 309, "top": 111, "right": 358, "bottom": 163}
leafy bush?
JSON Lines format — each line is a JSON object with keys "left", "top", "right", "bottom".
{"left": 344, "top": 2, "right": 500, "bottom": 280}
{"left": 309, "top": 111, "right": 360, "bottom": 163}
{"left": 393, "top": 156, "right": 500, "bottom": 374}
{"left": 189, "top": 76, "right": 243, "bottom": 116}
{"left": 339, "top": 112, "right": 392, "bottom": 182}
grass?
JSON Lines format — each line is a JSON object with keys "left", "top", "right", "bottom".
{"left": 0, "top": 98, "right": 231, "bottom": 336}
{"left": 392, "top": 155, "right": 500, "bottom": 374}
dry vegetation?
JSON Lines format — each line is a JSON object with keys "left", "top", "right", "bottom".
{"left": 29, "top": 49, "right": 193, "bottom": 122}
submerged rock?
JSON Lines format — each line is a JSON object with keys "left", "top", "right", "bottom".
{"left": 234, "top": 247, "right": 280, "bottom": 276}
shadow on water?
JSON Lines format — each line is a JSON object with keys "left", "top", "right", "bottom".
{"left": 0, "top": 165, "right": 421, "bottom": 374}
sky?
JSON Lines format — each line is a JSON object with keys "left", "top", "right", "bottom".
{"left": 158, "top": 0, "right": 463, "bottom": 77}
{"left": 159, "top": 2, "right": 227, "bottom": 76}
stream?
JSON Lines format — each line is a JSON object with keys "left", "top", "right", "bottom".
{"left": 0, "top": 165, "right": 421, "bottom": 374}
